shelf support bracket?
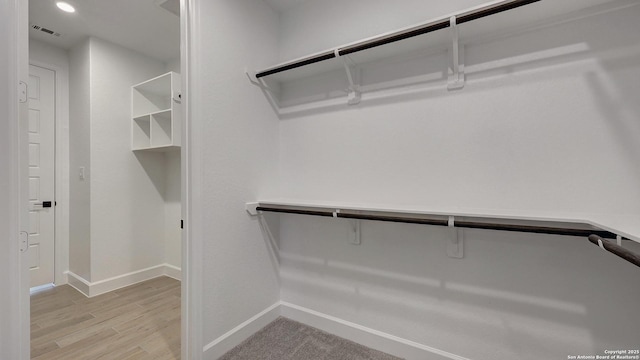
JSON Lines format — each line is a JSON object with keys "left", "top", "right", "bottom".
{"left": 245, "top": 68, "right": 283, "bottom": 115}
{"left": 447, "top": 16, "right": 465, "bottom": 91}
{"left": 245, "top": 69, "right": 278, "bottom": 94}
{"left": 246, "top": 202, "right": 260, "bottom": 216}
{"left": 335, "top": 50, "right": 361, "bottom": 105}
{"left": 447, "top": 216, "right": 464, "bottom": 259}
{"left": 348, "top": 219, "right": 361, "bottom": 245}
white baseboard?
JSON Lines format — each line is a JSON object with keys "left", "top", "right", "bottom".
{"left": 202, "top": 302, "right": 281, "bottom": 359}
{"left": 65, "top": 271, "right": 91, "bottom": 296}
{"left": 64, "top": 264, "right": 182, "bottom": 298}
{"left": 201, "top": 301, "right": 468, "bottom": 360}
{"left": 280, "top": 302, "right": 470, "bottom": 360}
{"left": 164, "top": 264, "right": 182, "bottom": 280}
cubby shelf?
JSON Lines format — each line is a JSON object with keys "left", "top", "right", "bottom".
{"left": 132, "top": 72, "right": 181, "bottom": 152}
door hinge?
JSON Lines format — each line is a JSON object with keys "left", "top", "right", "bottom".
{"left": 19, "top": 81, "right": 28, "bottom": 103}
{"left": 19, "top": 231, "right": 29, "bottom": 252}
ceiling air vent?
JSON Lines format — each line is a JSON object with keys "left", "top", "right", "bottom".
{"left": 30, "top": 24, "right": 61, "bottom": 37}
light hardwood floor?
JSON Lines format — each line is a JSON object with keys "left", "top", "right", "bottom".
{"left": 31, "top": 276, "right": 181, "bottom": 360}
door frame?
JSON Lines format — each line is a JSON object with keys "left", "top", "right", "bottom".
{"left": 28, "top": 61, "right": 70, "bottom": 288}
{"left": 1, "top": 0, "right": 30, "bottom": 358}
{"left": 181, "top": 0, "right": 203, "bottom": 358}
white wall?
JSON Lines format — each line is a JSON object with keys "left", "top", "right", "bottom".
{"left": 190, "top": 0, "right": 282, "bottom": 355}
{"left": 29, "top": 39, "right": 71, "bottom": 285}
{"left": 164, "top": 60, "right": 182, "bottom": 271}
{"left": 277, "top": 1, "right": 640, "bottom": 222}
{"left": 273, "top": 1, "right": 640, "bottom": 359}
{"left": 30, "top": 39, "right": 68, "bottom": 69}
{"left": 165, "top": 57, "right": 181, "bottom": 74}
{"left": 68, "top": 36, "right": 181, "bottom": 286}
{"left": 68, "top": 39, "right": 92, "bottom": 280}
{"left": 88, "top": 37, "right": 168, "bottom": 281}
{"left": 164, "top": 150, "right": 181, "bottom": 269}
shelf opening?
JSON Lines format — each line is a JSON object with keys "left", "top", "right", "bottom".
{"left": 132, "top": 116, "right": 151, "bottom": 149}
{"left": 151, "top": 111, "right": 173, "bottom": 147}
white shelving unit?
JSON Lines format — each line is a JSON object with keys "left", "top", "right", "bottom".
{"left": 132, "top": 72, "right": 181, "bottom": 151}
{"left": 245, "top": 199, "right": 640, "bottom": 244}
{"left": 248, "top": 0, "right": 625, "bottom": 115}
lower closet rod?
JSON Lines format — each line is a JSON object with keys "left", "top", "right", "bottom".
{"left": 588, "top": 235, "right": 640, "bottom": 268}
{"left": 255, "top": 206, "right": 619, "bottom": 239}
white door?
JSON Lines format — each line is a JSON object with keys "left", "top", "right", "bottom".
{"left": 28, "top": 64, "right": 56, "bottom": 288}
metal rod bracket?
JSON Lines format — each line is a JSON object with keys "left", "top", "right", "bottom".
{"left": 335, "top": 49, "right": 361, "bottom": 105}
{"left": 246, "top": 202, "right": 260, "bottom": 216}
{"left": 245, "top": 69, "right": 259, "bottom": 84}
{"left": 246, "top": 68, "right": 283, "bottom": 114}
{"left": 588, "top": 234, "right": 640, "bottom": 268}
{"left": 447, "top": 216, "right": 464, "bottom": 258}
{"left": 246, "top": 69, "right": 277, "bottom": 94}
{"left": 447, "top": 16, "right": 465, "bottom": 91}
{"left": 616, "top": 234, "right": 622, "bottom": 247}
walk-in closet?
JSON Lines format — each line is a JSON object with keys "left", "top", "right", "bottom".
{"left": 1, "top": 0, "right": 639, "bottom": 359}
{"left": 191, "top": 0, "right": 640, "bottom": 359}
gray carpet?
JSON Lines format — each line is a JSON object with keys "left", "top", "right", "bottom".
{"left": 220, "top": 317, "right": 404, "bottom": 360}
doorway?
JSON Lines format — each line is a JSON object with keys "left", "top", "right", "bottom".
{"left": 28, "top": 0, "right": 185, "bottom": 359}
{"left": 28, "top": 64, "right": 56, "bottom": 289}
{"left": 3, "top": 0, "right": 196, "bottom": 358}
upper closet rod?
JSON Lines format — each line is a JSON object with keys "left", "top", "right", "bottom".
{"left": 256, "top": 0, "right": 541, "bottom": 78}
{"left": 255, "top": 206, "right": 620, "bottom": 239}
{"left": 588, "top": 235, "right": 640, "bottom": 268}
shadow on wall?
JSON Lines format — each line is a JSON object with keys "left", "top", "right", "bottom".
{"left": 270, "top": 214, "right": 640, "bottom": 359}
{"left": 584, "top": 71, "right": 640, "bottom": 192}
{"left": 271, "top": 1, "right": 640, "bottom": 218}
{"left": 134, "top": 151, "right": 167, "bottom": 199}
{"left": 585, "top": 62, "right": 640, "bottom": 173}
{"left": 256, "top": 212, "right": 282, "bottom": 287}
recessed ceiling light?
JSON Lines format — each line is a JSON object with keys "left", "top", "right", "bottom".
{"left": 56, "top": 2, "right": 75, "bottom": 13}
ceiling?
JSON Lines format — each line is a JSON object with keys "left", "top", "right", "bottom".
{"left": 29, "top": 0, "right": 180, "bottom": 62}
{"left": 30, "top": 0, "right": 627, "bottom": 62}
{"left": 263, "top": 0, "right": 312, "bottom": 13}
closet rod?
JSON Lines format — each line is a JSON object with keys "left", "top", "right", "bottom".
{"left": 339, "top": 0, "right": 540, "bottom": 56}
{"left": 588, "top": 235, "right": 640, "bottom": 268}
{"left": 256, "top": 51, "right": 336, "bottom": 78}
{"left": 255, "top": 206, "right": 620, "bottom": 239}
{"left": 256, "top": 0, "right": 540, "bottom": 78}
